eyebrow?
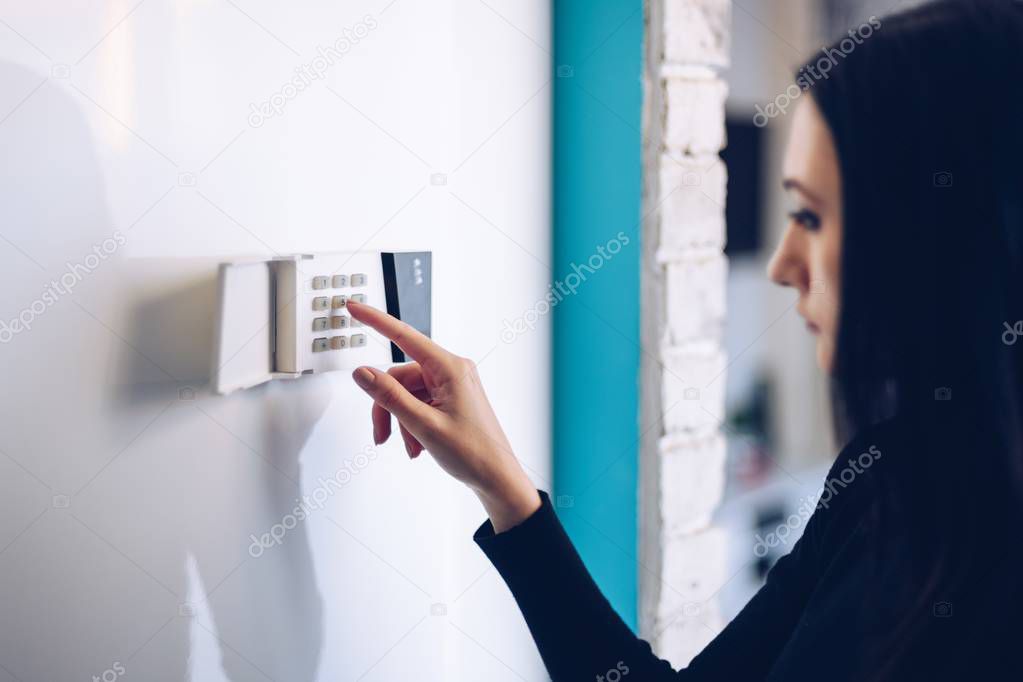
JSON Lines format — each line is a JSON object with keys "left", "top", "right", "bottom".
{"left": 782, "top": 179, "right": 824, "bottom": 206}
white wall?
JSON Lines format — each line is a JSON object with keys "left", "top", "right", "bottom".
{"left": 0, "top": 2, "right": 551, "bottom": 680}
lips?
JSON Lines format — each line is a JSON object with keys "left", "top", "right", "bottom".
{"left": 797, "top": 305, "right": 820, "bottom": 335}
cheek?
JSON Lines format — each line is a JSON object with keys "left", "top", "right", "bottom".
{"left": 799, "top": 248, "right": 841, "bottom": 356}
{"left": 816, "top": 229, "right": 843, "bottom": 328}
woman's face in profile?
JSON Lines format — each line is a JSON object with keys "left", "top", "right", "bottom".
{"left": 768, "top": 97, "right": 844, "bottom": 372}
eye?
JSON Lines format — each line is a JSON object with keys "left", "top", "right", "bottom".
{"left": 788, "top": 208, "right": 821, "bottom": 231}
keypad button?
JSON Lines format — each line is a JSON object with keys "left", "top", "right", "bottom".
{"left": 312, "top": 276, "right": 329, "bottom": 290}
{"left": 332, "top": 274, "right": 348, "bottom": 288}
{"left": 330, "top": 316, "right": 349, "bottom": 330}
{"left": 330, "top": 336, "right": 348, "bottom": 350}
{"left": 312, "top": 337, "right": 329, "bottom": 352}
{"left": 331, "top": 295, "right": 347, "bottom": 309}
{"left": 350, "top": 293, "right": 366, "bottom": 304}
{"left": 350, "top": 333, "right": 367, "bottom": 348}
{"left": 312, "top": 317, "right": 328, "bottom": 332}
{"left": 351, "top": 273, "right": 367, "bottom": 287}
{"left": 312, "top": 297, "right": 329, "bottom": 311}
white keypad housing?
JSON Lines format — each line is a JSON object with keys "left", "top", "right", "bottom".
{"left": 274, "top": 255, "right": 386, "bottom": 375}
{"left": 214, "top": 251, "right": 429, "bottom": 394}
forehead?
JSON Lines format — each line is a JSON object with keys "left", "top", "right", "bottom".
{"left": 783, "top": 97, "right": 841, "bottom": 202}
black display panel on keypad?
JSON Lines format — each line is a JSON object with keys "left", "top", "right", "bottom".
{"left": 382, "top": 251, "right": 432, "bottom": 363}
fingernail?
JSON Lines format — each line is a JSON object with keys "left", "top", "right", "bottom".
{"left": 353, "top": 367, "right": 374, "bottom": 389}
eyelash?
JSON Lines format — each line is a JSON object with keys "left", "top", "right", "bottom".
{"left": 788, "top": 209, "right": 821, "bottom": 231}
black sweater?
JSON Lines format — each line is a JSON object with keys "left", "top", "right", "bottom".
{"left": 473, "top": 419, "right": 1023, "bottom": 681}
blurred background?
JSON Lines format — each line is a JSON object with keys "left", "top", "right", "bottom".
{"left": 715, "top": 0, "right": 923, "bottom": 618}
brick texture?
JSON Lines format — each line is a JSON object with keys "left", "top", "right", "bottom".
{"left": 639, "top": 0, "right": 731, "bottom": 667}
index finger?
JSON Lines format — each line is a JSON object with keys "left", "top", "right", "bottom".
{"left": 347, "top": 300, "right": 451, "bottom": 365}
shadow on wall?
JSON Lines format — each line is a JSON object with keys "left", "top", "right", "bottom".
{"left": 0, "top": 60, "right": 327, "bottom": 681}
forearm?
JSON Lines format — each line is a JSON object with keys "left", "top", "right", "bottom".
{"left": 475, "top": 492, "right": 681, "bottom": 681}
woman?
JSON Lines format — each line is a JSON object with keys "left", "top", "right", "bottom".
{"left": 346, "top": 1, "right": 1023, "bottom": 679}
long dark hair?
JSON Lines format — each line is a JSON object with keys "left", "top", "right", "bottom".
{"left": 805, "top": 0, "right": 1023, "bottom": 676}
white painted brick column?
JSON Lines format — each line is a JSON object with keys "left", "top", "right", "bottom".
{"left": 639, "top": 0, "right": 731, "bottom": 667}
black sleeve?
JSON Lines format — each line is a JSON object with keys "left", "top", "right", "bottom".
{"left": 474, "top": 490, "right": 834, "bottom": 682}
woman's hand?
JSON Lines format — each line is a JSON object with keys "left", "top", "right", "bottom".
{"left": 346, "top": 301, "right": 541, "bottom": 532}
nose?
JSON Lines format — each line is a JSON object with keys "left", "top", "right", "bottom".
{"left": 767, "top": 226, "right": 808, "bottom": 292}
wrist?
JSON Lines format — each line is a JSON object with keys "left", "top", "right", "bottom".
{"left": 475, "top": 469, "right": 541, "bottom": 533}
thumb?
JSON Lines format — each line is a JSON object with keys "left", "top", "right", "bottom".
{"left": 353, "top": 366, "right": 438, "bottom": 436}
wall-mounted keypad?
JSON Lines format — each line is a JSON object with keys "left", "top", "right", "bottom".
{"left": 309, "top": 274, "right": 366, "bottom": 310}
{"left": 308, "top": 274, "right": 369, "bottom": 353}
{"left": 312, "top": 333, "right": 364, "bottom": 352}
{"left": 313, "top": 273, "right": 365, "bottom": 290}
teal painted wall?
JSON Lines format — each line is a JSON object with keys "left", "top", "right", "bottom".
{"left": 552, "top": 0, "right": 644, "bottom": 629}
